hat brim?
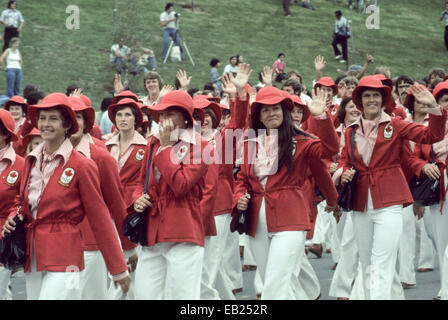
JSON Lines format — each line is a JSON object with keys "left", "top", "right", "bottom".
{"left": 149, "top": 103, "right": 197, "bottom": 124}
{"left": 251, "top": 96, "right": 294, "bottom": 118}
{"left": 352, "top": 85, "right": 394, "bottom": 114}
{"left": 0, "top": 119, "right": 18, "bottom": 141}
{"left": 108, "top": 101, "right": 143, "bottom": 126}
{"left": 28, "top": 104, "right": 79, "bottom": 135}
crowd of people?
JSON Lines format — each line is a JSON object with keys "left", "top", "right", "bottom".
{"left": 1, "top": 46, "right": 448, "bottom": 300}
{"left": 2, "top": 1, "right": 448, "bottom": 302}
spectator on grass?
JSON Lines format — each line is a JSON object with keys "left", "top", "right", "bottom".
{"left": 332, "top": 10, "right": 348, "bottom": 64}
{"left": 440, "top": 1, "right": 448, "bottom": 51}
{"left": 282, "top": 0, "right": 291, "bottom": 16}
{"left": 203, "top": 82, "right": 220, "bottom": 98}
{"left": 130, "top": 39, "right": 157, "bottom": 75}
{"left": 427, "top": 68, "right": 446, "bottom": 85}
{"left": 160, "top": 2, "right": 184, "bottom": 61}
{"left": 110, "top": 37, "right": 131, "bottom": 74}
{"left": 0, "top": 36, "right": 21, "bottom": 98}
{"left": 222, "top": 55, "right": 238, "bottom": 76}
{"left": 210, "top": 58, "right": 221, "bottom": 92}
{"left": 272, "top": 53, "right": 287, "bottom": 82}
{"left": 0, "top": 1, "right": 23, "bottom": 52}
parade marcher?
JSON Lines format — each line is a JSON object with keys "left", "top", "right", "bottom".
{"left": 0, "top": 108, "right": 24, "bottom": 300}
{"left": 105, "top": 98, "right": 148, "bottom": 208}
{"left": 1, "top": 93, "right": 131, "bottom": 300}
{"left": 131, "top": 90, "right": 210, "bottom": 299}
{"left": 328, "top": 96, "right": 362, "bottom": 299}
{"left": 67, "top": 96, "right": 137, "bottom": 299}
{"left": 195, "top": 64, "right": 252, "bottom": 300}
{"left": 3, "top": 95, "right": 27, "bottom": 156}
{"left": 340, "top": 76, "right": 447, "bottom": 300}
{"left": 233, "top": 85, "right": 340, "bottom": 299}
{"left": 22, "top": 128, "right": 42, "bottom": 155}
{"left": 412, "top": 80, "right": 448, "bottom": 300}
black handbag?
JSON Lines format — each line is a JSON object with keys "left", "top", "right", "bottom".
{"left": 230, "top": 143, "right": 255, "bottom": 235}
{"left": 409, "top": 145, "right": 440, "bottom": 207}
{"left": 122, "top": 144, "right": 155, "bottom": 246}
{"left": 337, "top": 128, "right": 357, "bottom": 212}
{"left": 0, "top": 160, "right": 33, "bottom": 270}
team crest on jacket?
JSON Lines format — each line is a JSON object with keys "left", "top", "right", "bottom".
{"left": 58, "top": 168, "right": 75, "bottom": 187}
{"left": 5, "top": 170, "right": 19, "bottom": 186}
{"left": 135, "top": 148, "right": 145, "bottom": 161}
{"left": 384, "top": 123, "right": 393, "bottom": 140}
{"left": 331, "top": 108, "right": 337, "bottom": 116}
{"left": 177, "top": 145, "right": 189, "bottom": 160}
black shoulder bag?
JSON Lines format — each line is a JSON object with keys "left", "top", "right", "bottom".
{"left": 0, "top": 160, "right": 34, "bottom": 270}
{"left": 230, "top": 142, "right": 255, "bottom": 235}
{"left": 337, "top": 128, "right": 357, "bottom": 212}
{"left": 122, "top": 144, "right": 155, "bottom": 246}
{"left": 409, "top": 145, "right": 440, "bottom": 206}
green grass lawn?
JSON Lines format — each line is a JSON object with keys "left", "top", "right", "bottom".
{"left": 1, "top": 0, "right": 447, "bottom": 110}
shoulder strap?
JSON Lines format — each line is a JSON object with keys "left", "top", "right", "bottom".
{"left": 430, "top": 144, "right": 435, "bottom": 164}
{"left": 16, "top": 158, "right": 35, "bottom": 216}
{"left": 143, "top": 144, "right": 155, "bottom": 194}
{"left": 246, "top": 141, "right": 256, "bottom": 192}
{"left": 350, "top": 128, "right": 355, "bottom": 168}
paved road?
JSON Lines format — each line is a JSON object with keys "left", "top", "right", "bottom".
{"left": 8, "top": 250, "right": 441, "bottom": 300}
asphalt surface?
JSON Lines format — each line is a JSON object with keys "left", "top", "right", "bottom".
{"left": 8, "top": 249, "right": 441, "bottom": 300}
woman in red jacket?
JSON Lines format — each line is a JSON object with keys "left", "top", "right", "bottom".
{"left": 67, "top": 96, "right": 138, "bottom": 300}
{"left": 234, "top": 85, "right": 340, "bottom": 299}
{"left": 105, "top": 98, "right": 148, "bottom": 208}
{"left": 0, "top": 108, "right": 24, "bottom": 299}
{"left": 340, "top": 76, "right": 447, "bottom": 300}
{"left": 2, "top": 93, "right": 130, "bottom": 300}
{"left": 4, "top": 95, "right": 27, "bottom": 156}
{"left": 411, "top": 80, "right": 448, "bottom": 300}
{"left": 132, "top": 90, "right": 209, "bottom": 300}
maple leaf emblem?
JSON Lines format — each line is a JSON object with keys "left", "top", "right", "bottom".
{"left": 10, "top": 172, "right": 17, "bottom": 178}
{"left": 138, "top": 150, "right": 144, "bottom": 155}
{"left": 65, "top": 170, "right": 73, "bottom": 176}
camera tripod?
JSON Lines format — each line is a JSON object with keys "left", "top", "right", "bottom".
{"left": 162, "top": 15, "right": 195, "bottom": 67}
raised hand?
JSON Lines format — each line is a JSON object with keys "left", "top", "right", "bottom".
{"left": 114, "top": 73, "right": 126, "bottom": 94}
{"left": 260, "top": 66, "right": 273, "bottom": 86}
{"left": 156, "top": 85, "right": 174, "bottom": 104}
{"left": 222, "top": 73, "right": 237, "bottom": 97}
{"left": 70, "top": 88, "right": 83, "bottom": 97}
{"left": 365, "top": 53, "right": 374, "bottom": 63}
{"left": 410, "top": 85, "right": 438, "bottom": 108}
{"left": 314, "top": 55, "right": 326, "bottom": 72}
{"left": 232, "top": 63, "right": 253, "bottom": 91}
{"left": 176, "top": 69, "right": 192, "bottom": 90}
{"left": 309, "top": 87, "right": 328, "bottom": 116}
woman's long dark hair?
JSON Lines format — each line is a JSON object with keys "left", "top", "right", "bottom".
{"left": 251, "top": 102, "right": 308, "bottom": 171}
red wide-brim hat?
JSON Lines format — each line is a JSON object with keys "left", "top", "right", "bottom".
{"left": 0, "top": 108, "right": 18, "bottom": 141}
{"left": 149, "top": 90, "right": 196, "bottom": 124}
{"left": 352, "top": 75, "right": 394, "bottom": 114}
{"left": 108, "top": 98, "right": 143, "bottom": 126}
{"left": 250, "top": 86, "right": 294, "bottom": 117}
{"left": 68, "top": 96, "right": 95, "bottom": 132}
{"left": 4, "top": 95, "right": 28, "bottom": 112}
{"left": 28, "top": 92, "right": 79, "bottom": 135}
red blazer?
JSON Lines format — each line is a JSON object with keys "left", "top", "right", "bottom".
{"left": 90, "top": 124, "right": 103, "bottom": 141}
{"left": 0, "top": 154, "right": 24, "bottom": 235}
{"left": 15, "top": 150, "right": 128, "bottom": 275}
{"left": 232, "top": 116, "right": 339, "bottom": 237}
{"left": 341, "top": 112, "right": 447, "bottom": 212}
{"left": 131, "top": 134, "right": 209, "bottom": 247}
{"left": 107, "top": 143, "right": 147, "bottom": 208}
{"left": 201, "top": 160, "right": 218, "bottom": 237}
{"left": 77, "top": 143, "right": 137, "bottom": 251}
{"left": 213, "top": 96, "right": 249, "bottom": 216}
{"left": 302, "top": 104, "right": 339, "bottom": 134}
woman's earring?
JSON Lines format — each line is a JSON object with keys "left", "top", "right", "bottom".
{"left": 185, "top": 120, "right": 189, "bottom": 124}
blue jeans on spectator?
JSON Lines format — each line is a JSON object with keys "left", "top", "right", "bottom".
{"left": 6, "top": 68, "right": 22, "bottom": 98}
{"left": 162, "top": 28, "right": 184, "bottom": 60}
{"left": 111, "top": 57, "right": 127, "bottom": 73}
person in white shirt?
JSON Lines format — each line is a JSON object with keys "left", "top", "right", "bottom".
{"left": 160, "top": 3, "right": 184, "bottom": 61}
{"left": 0, "top": 37, "right": 22, "bottom": 97}
{"left": 332, "top": 10, "right": 348, "bottom": 63}
{"left": 222, "top": 56, "right": 238, "bottom": 76}
{"left": 0, "top": 1, "right": 23, "bottom": 52}
{"left": 110, "top": 37, "right": 131, "bottom": 73}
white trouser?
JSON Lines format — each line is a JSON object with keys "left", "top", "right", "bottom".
{"left": 442, "top": 245, "right": 448, "bottom": 299}
{"left": 134, "top": 242, "right": 204, "bottom": 300}
{"left": 398, "top": 205, "right": 416, "bottom": 285}
{"left": 292, "top": 252, "right": 321, "bottom": 299}
{"left": 312, "top": 201, "right": 341, "bottom": 262}
{"left": 26, "top": 244, "right": 82, "bottom": 300}
{"left": 201, "top": 213, "right": 232, "bottom": 300}
{"left": 240, "top": 234, "right": 263, "bottom": 295}
{"left": 352, "top": 201, "right": 403, "bottom": 300}
{"left": 79, "top": 250, "right": 108, "bottom": 299}
{"left": 106, "top": 246, "right": 140, "bottom": 300}
{"left": 416, "top": 214, "right": 435, "bottom": 269}
{"left": 428, "top": 202, "right": 448, "bottom": 298}
{"left": 0, "top": 266, "right": 11, "bottom": 300}
{"left": 250, "top": 198, "right": 306, "bottom": 300}
{"left": 329, "top": 211, "right": 358, "bottom": 298}
{"left": 222, "top": 229, "right": 243, "bottom": 291}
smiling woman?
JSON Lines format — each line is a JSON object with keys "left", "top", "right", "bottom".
{"left": 1, "top": 93, "right": 131, "bottom": 300}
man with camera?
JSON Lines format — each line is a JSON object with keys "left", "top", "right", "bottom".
{"left": 160, "top": 3, "right": 184, "bottom": 61}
